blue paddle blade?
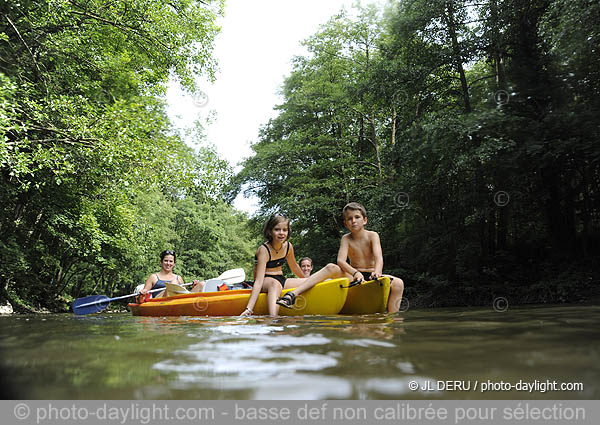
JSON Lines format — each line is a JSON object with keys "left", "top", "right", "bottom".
{"left": 72, "top": 295, "right": 110, "bottom": 315}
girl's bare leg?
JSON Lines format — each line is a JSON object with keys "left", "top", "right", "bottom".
{"left": 283, "top": 263, "right": 346, "bottom": 297}
{"left": 263, "top": 277, "right": 283, "bottom": 316}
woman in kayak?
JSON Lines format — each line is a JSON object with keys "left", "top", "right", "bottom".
{"left": 138, "top": 250, "right": 203, "bottom": 301}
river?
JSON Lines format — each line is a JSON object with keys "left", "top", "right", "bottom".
{"left": 0, "top": 304, "right": 598, "bottom": 399}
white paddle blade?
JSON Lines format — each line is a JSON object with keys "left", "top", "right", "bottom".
{"left": 202, "top": 268, "right": 246, "bottom": 292}
{"left": 165, "top": 282, "right": 190, "bottom": 296}
{"left": 217, "top": 268, "right": 245, "bottom": 284}
{"left": 202, "top": 279, "right": 227, "bottom": 292}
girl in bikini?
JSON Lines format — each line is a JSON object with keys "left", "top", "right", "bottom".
{"left": 241, "top": 214, "right": 348, "bottom": 315}
{"left": 240, "top": 214, "right": 306, "bottom": 316}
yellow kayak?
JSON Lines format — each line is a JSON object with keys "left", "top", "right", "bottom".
{"left": 129, "top": 278, "right": 349, "bottom": 316}
{"left": 340, "top": 277, "right": 390, "bottom": 314}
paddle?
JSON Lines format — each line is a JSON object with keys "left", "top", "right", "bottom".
{"left": 341, "top": 277, "right": 385, "bottom": 288}
{"left": 72, "top": 268, "right": 246, "bottom": 315}
{"left": 164, "top": 268, "right": 247, "bottom": 295}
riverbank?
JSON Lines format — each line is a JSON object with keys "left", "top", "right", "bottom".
{"left": 392, "top": 260, "right": 600, "bottom": 309}
{"left": 3, "top": 258, "right": 599, "bottom": 315}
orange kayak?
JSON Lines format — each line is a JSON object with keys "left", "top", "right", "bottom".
{"left": 128, "top": 278, "right": 349, "bottom": 316}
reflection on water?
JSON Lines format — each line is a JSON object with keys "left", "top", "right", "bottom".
{"left": 0, "top": 305, "right": 598, "bottom": 399}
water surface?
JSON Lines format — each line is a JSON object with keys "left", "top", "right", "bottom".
{"left": 1, "top": 305, "right": 598, "bottom": 399}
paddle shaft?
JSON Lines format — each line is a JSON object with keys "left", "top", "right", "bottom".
{"left": 73, "top": 283, "right": 193, "bottom": 309}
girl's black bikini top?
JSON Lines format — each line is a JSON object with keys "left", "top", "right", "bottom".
{"left": 254, "top": 242, "right": 290, "bottom": 269}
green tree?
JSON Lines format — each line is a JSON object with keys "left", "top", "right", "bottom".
{"left": 0, "top": 0, "right": 231, "bottom": 310}
{"left": 234, "top": 5, "right": 400, "bottom": 265}
{"left": 234, "top": 0, "right": 600, "bottom": 306}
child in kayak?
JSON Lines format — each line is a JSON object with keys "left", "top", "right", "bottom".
{"left": 241, "top": 214, "right": 347, "bottom": 315}
{"left": 336, "top": 202, "right": 405, "bottom": 313}
{"left": 240, "top": 214, "right": 305, "bottom": 316}
{"left": 138, "top": 250, "right": 204, "bottom": 301}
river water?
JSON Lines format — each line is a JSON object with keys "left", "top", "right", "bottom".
{"left": 0, "top": 305, "right": 598, "bottom": 399}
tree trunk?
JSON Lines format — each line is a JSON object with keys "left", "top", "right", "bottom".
{"left": 445, "top": 1, "right": 471, "bottom": 113}
{"left": 489, "top": 0, "right": 507, "bottom": 91}
{"left": 391, "top": 105, "right": 396, "bottom": 147}
{"left": 497, "top": 204, "right": 509, "bottom": 250}
{"left": 488, "top": 210, "right": 497, "bottom": 254}
{"left": 543, "top": 169, "right": 576, "bottom": 253}
{"left": 368, "top": 117, "right": 383, "bottom": 179}
{"left": 580, "top": 166, "right": 591, "bottom": 257}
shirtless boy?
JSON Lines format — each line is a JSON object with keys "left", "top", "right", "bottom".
{"left": 336, "top": 202, "right": 405, "bottom": 313}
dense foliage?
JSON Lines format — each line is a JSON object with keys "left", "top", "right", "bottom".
{"left": 2, "top": 0, "right": 598, "bottom": 312}
{"left": 1, "top": 0, "right": 257, "bottom": 312}
{"left": 234, "top": 0, "right": 600, "bottom": 307}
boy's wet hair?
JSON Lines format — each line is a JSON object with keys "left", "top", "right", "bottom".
{"left": 160, "top": 249, "right": 176, "bottom": 261}
{"left": 299, "top": 257, "right": 313, "bottom": 266}
{"left": 342, "top": 202, "right": 367, "bottom": 218}
{"left": 263, "top": 214, "right": 291, "bottom": 242}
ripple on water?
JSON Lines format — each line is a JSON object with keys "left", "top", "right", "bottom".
{"left": 153, "top": 324, "right": 339, "bottom": 393}
{"left": 252, "top": 374, "right": 353, "bottom": 399}
{"left": 362, "top": 376, "right": 439, "bottom": 397}
{"left": 207, "top": 324, "right": 285, "bottom": 336}
{"left": 342, "top": 339, "right": 396, "bottom": 348}
{"left": 396, "top": 361, "right": 416, "bottom": 374}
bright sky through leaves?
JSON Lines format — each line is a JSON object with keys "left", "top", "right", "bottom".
{"left": 166, "top": 0, "right": 367, "bottom": 213}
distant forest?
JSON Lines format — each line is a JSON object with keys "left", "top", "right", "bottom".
{"left": 234, "top": 0, "right": 600, "bottom": 307}
{"left": 1, "top": 0, "right": 598, "bottom": 312}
